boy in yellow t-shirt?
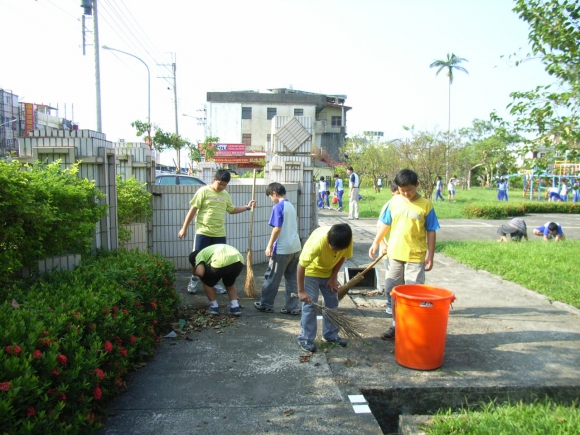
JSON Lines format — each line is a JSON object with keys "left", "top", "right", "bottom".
{"left": 297, "top": 224, "right": 353, "bottom": 353}
{"left": 369, "top": 169, "right": 440, "bottom": 341}
{"left": 178, "top": 169, "right": 256, "bottom": 294}
{"left": 189, "top": 244, "right": 244, "bottom": 316}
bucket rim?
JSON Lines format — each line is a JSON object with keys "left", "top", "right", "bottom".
{"left": 392, "top": 284, "right": 456, "bottom": 302}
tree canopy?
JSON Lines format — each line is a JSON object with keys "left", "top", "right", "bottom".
{"left": 507, "top": 0, "right": 580, "bottom": 157}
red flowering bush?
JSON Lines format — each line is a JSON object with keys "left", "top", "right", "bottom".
{"left": 0, "top": 249, "right": 177, "bottom": 434}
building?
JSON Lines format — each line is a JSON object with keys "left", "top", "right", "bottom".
{"left": 205, "top": 88, "right": 351, "bottom": 164}
{"left": 0, "top": 89, "right": 20, "bottom": 156}
{"left": 0, "top": 88, "right": 77, "bottom": 157}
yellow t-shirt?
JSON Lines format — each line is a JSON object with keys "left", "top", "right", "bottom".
{"left": 195, "top": 244, "right": 243, "bottom": 268}
{"left": 299, "top": 227, "right": 354, "bottom": 278}
{"left": 190, "top": 186, "right": 235, "bottom": 237}
{"left": 379, "top": 194, "right": 440, "bottom": 263}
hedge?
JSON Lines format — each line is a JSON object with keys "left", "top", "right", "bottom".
{"left": 463, "top": 201, "right": 580, "bottom": 219}
{"left": 0, "top": 250, "right": 178, "bottom": 434}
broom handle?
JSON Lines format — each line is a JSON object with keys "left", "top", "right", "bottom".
{"left": 247, "top": 169, "right": 257, "bottom": 252}
{"left": 356, "top": 251, "right": 386, "bottom": 277}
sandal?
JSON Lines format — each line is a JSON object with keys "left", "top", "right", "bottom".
{"left": 280, "top": 306, "right": 301, "bottom": 315}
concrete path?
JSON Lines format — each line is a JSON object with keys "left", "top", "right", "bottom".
{"left": 98, "top": 211, "right": 580, "bottom": 434}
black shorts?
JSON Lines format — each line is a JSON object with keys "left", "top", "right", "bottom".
{"left": 200, "top": 261, "right": 243, "bottom": 288}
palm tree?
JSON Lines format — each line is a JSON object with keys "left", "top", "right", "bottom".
{"left": 430, "top": 53, "right": 468, "bottom": 180}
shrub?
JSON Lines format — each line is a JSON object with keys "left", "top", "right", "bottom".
{"left": 116, "top": 175, "right": 152, "bottom": 244}
{"left": 0, "top": 160, "right": 108, "bottom": 288}
{"left": 0, "top": 250, "right": 178, "bottom": 435}
{"left": 463, "top": 201, "right": 580, "bottom": 219}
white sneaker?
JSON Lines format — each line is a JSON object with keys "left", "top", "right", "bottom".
{"left": 187, "top": 276, "right": 199, "bottom": 294}
{"left": 386, "top": 307, "right": 392, "bottom": 315}
{"left": 214, "top": 284, "right": 227, "bottom": 294}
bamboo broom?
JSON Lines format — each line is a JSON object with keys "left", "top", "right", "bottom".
{"left": 244, "top": 169, "right": 258, "bottom": 297}
{"left": 337, "top": 252, "right": 386, "bottom": 301}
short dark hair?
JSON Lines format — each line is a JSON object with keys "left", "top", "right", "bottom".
{"left": 334, "top": 174, "right": 339, "bottom": 178}
{"left": 547, "top": 222, "right": 558, "bottom": 232}
{"left": 265, "top": 182, "right": 286, "bottom": 196}
{"left": 390, "top": 181, "right": 398, "bottom": 192}
{"left": 327, "top": 223, "right": 352, "bottom": 250}
{"left": 214, "top": 169, "right": 231, "bottom": 183}
{"left": 346, "top": 166, "right": 354, "bottom": 172}
{"left": 394, "top": 169, "right": 418, "bottom": 187}
{"left": 189, "top": 250, "right": 200, "bottom": 267}
{"left": 319, "top": 176, "right": 325, "bottom": 181}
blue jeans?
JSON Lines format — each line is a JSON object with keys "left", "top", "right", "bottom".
{"left": 298, "top": 277, "right": 339, "bottom": 344}
{"left": 259, "top": 251, "right": 300, "bottom": 310}
{"left": 337, "top": 190, "right": 344, "bottom": 208}
{"left": 435, "top": 189, "right": 445, "bottom": 201}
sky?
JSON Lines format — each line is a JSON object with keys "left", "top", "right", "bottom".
{"left": 0, "top": 0, "right": 553, "bottom": 166}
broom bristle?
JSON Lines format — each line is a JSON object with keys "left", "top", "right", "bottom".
{"left": 245, "top": 249, "right": 258, "bottom": 298}
{"left": 311, "top": 301, "right": 364, "bottom": 341}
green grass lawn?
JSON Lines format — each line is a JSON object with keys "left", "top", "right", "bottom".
{"left": 345, "top": 187, "right": 579, "bottom": 434}
{"left": 424, "top": 398, "right": 580, "bottom": 435}
{"left": 437, "top": 240, "right": 580, "bottom": 309}
{"left": 348, "top": 186, "right": 530, "bottom": 219}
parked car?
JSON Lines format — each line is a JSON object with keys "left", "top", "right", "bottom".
{"left": 155, "top": 175, "right": 206, "bottom": 186}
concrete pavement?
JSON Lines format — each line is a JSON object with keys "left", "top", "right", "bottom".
{"left": 98, "top": 210, "right": 580, "bottom": 434}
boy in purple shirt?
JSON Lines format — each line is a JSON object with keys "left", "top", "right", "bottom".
{"left": 254, "top": 183, "right": 302, "bottom": 314}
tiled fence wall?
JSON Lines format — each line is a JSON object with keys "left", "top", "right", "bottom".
{"left": 16, "top": 129, "right": 318, "bottom": 271}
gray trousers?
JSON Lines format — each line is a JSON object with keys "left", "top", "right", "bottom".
{"left": 385, "top": 259, "right": 425, "bottom": 326}
{"left": 298, "top": 276, "right": 339, "bottom": 344}
{"left": 259, "top": 251, "right": 301, "bottom": 310}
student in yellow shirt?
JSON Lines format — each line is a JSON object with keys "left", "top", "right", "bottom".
{"left": 369, "top": 169, "right": 440, "bottom": 341}
{"left": 297, "top": 224, "right": 353, "bottom": 353}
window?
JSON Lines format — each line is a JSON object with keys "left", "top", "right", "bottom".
{"left": 294, "top": 108, "right": 303, "bottom": 116}
{"left": 267, "top": 108, "right": 277, "bottom": 120}
{"left": 242, "top": 107, "right": 252, "bottom": 119}
{"left": 331, "top": 116, "right": 342, "bottom": 126}
{"left": 242, "top": 134, "right": 252, "bottom": 147}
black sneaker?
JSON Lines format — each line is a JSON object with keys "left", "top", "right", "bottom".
{"left": 299, "top": 341, "right": 316, "bottom": 353}
{"left": 381, "top": 326, "right": 395, "bottom": 341}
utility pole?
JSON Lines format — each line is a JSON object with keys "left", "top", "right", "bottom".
{"left": 80, "top": 0, "right": 102, "bottom": 132}
{"left": 159, "top": 54, "right": 180, "bottom": 171}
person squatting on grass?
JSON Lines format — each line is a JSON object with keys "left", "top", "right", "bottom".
{"left": 370, "top": 169, "right": 440, "bottom": 341}
{"left": 376, "top": 182, "right": 400, "bottom": 315}
{"left": 497, "top": 218, "right": 528, "bottom": 242}
{"left": 533, "top": 222, "right": 565, "bottom": 242}
{"left": 178, "top": 169, "right": 256, "bottom": 294}
{"left": 189, "top": 244, "right": 244, "bottom": 316}
{"left": 297, "top": 224, "right": 354, "bottom": 353}
{"left": 254, "top": 182, "right": 302, "bottom": 315}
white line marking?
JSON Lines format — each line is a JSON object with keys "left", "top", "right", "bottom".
{"left": 348, "top": 394, "right": 367, "bottom": 404}
{"left": 353, "top": 404, "right": 372, "bottom": 414}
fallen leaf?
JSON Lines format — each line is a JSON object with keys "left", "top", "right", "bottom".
{"left": 11, "top": 299, "right": 20, "bottom": 309}
{"left": 283, "top": 409, "right": 294, "bottom": 417}
{"left": 299, "top": 355, "right": 311, "bottom": 363}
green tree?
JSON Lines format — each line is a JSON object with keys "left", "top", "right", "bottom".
{"left": 395, "top": 129, "right": 447, "bottom": 199}
{"left": 505, "top": 0, "right": 580, "bottom": 158}
{"left": 342, "top": 136, "right": 400, "bottom": 189}
{"left": 430, "top": 53, "right": 469, "bottom": 179}
{"left": 132, "top": 120, "right": 192, "bottom": 173}
{"left": 459, "top": 120, "right": 518, "bottom": 188}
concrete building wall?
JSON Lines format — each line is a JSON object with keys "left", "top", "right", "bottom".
{"left": 207, "top": 102, "right": 241, "bottom": 143}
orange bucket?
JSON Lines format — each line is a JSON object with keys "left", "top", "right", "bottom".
{"left": 391, "top": 284, "right": 455, "bottom": 370}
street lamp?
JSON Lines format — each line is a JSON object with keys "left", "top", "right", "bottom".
{"left": 102, "top": 45, "right": 150, "bottom": 124}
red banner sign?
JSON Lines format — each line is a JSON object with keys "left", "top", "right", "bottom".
{"left": 24, "top": 103, "right": 34, "bottom": 137}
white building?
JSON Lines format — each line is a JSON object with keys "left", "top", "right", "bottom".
{"left": 206, "top": 88, "right": 351, "bottom": 164}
